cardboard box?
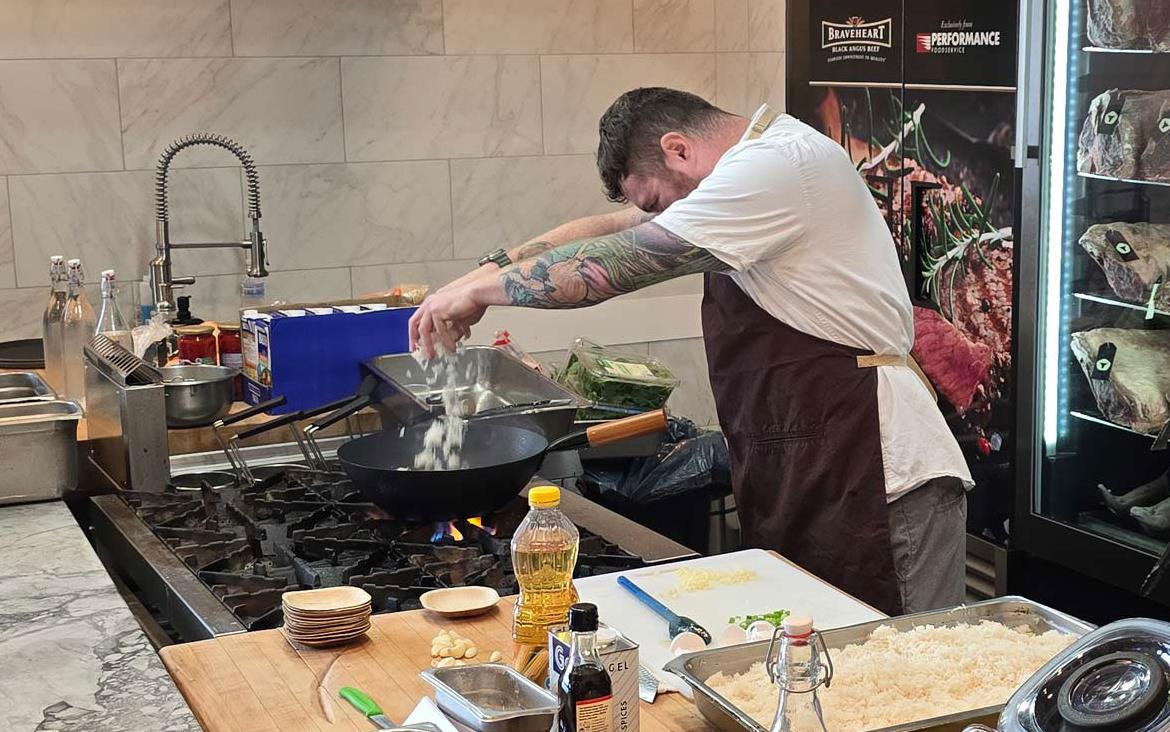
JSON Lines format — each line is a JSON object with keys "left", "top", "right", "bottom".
{"left": 549, "top": 626, "right": 639, "bottom": 732}
{"left": 240, "top": 296, "right": 416, "bottom": 414}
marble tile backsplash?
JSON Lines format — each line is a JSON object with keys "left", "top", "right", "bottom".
{"left": 0, "top": 180, "right": 13, "bottom": 289}
{"left": 0, "top": 0, "right": 785, "bottom": 419}
{"left": 443, "top": 0, "right": 635, "bottom": 54}
{"left": 0, "top": 60, "right": 123, "bottom": 175}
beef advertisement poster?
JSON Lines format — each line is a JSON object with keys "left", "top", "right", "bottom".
{"left": 809, "top": 0, "right": 1017, "bottom": 88}
{"left": 790, "top": 0, "right": 1021, "bottom": 542}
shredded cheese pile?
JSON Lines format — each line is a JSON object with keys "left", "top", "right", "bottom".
{"left": 662, "top": 567, "right": 759, "bottom": 599}
{"left": 706, "top": 621, "right": 1074, "bottom": 732}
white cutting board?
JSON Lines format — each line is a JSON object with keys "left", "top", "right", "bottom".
{"left": 575, "top": 549, "right": 883, "bottom": 687}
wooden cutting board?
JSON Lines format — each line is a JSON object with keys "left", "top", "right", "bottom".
{"left": 161, "top": 597, "right": 714, "bottom": 732}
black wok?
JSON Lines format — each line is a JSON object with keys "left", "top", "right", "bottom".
{"left": 335, "top": 408, "right": 668, "bottom": 521}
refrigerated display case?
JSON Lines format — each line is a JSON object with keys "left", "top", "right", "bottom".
{"left": 1017, "top": 0, "right": 1170, "bottom": 603}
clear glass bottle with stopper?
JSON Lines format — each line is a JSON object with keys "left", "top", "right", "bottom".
{"left": 95, "top": 269, "right": 133, "bottom": 351}
{"left": 61, "top": 259, "right": 96, "bottom": 406}
{"left": 41, "top": 256, "right": 68, "bottom": 391}
{"left": 766, "top": 615, "right": 833, "bottom": 732}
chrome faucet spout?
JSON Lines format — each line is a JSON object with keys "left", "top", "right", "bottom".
{"left": 151, "top": 133, "right": 268, "bottom": 317}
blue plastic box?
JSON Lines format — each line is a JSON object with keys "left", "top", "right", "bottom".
{"left": 241, "top": 302, "right": 417, "bottom": 415}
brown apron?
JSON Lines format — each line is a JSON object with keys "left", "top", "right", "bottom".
{"left": 703, "top": 275, "right": 903, "bottom": 615}
{"left": 700, "top": 105, "right": 904, "bottom": 614}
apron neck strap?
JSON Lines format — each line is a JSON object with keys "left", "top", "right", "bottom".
{"left": 743, "top": 104, "right": 779, "bottom": 141}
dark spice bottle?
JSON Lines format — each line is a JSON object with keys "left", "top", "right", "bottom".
{"left": 558, "top": 603, "right": 613, "bottom": 732}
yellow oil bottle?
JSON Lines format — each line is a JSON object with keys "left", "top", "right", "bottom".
{"left": 511, "top": 485, "right": 580, "bottom": 647}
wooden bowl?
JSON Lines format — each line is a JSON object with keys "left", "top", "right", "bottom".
{"left": 419, "top": 587, "right": 501, "bottom": 618}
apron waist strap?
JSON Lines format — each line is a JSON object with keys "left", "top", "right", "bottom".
{"left": 856, "top": 354, "right": 938, "bottom": 402}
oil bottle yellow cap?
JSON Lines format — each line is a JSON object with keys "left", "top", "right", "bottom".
{"left": 529, "top": 486, "right": 561, "bottom": 508}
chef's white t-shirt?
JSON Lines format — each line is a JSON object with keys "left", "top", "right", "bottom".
{"left": 653, "top": 110, "right": 973, "bottom": 500}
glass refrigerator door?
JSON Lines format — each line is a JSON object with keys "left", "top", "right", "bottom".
{"left": 1036, "top": 0, "right": 1170, "bottom": 555}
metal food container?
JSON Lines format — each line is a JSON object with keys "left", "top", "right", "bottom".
{"left": 664, "top": 597, "right": 1095, "bottom": 732}
{"left": 365, "top": 346, "right": 585, "bottom": 438}
{"left": 420, "top": 664, "right": 559, "bottom": 732}
{"left": 162, "top": 364, "right": 237, "bottom": 428}
{"left": 0, "top": 399, "right": 83, "bottom": 505}
{"left": 0, "top": 371, "right": 56, "bottom": 404}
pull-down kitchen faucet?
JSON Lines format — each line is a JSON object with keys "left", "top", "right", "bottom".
{"left": 150, "top": 133, "right": 269, "bottom": 318}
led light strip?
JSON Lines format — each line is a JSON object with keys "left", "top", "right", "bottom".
{"left": 1042, "top": 0, "right": 1076, "bottom": 451}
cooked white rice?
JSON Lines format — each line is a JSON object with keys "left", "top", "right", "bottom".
{"left": 705, "top": 621, "right": 1074, "bottom": 732}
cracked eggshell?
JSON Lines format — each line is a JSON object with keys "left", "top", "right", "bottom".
{"left": 669, "top": 631, "right": 708, "bottom": 657}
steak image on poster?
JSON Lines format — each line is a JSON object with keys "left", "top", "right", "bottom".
{"left": 811, "top": 88, "right": 1014, "bottom": 438}
{"left": 1070, "top": 328, "right": 1170, "bottom": 433}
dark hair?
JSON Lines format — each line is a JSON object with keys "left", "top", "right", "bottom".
{"left": 596, "top": 87, "right": 730, "bottom": 203}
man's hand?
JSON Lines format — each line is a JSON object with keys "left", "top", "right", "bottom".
{"left": 408, "top": 280, "right": 491, "bottom": 357}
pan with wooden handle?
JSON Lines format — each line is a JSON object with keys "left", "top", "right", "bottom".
{"left": 334, "top": 408, "right": 669, "bottom": 522}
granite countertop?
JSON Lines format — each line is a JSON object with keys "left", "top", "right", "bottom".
{"left": 0, "top": 501, "right": 200, "bottom": 732}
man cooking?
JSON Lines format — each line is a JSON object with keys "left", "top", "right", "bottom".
{"left": 409, "top": 87, "right": 972, "bottom": 615}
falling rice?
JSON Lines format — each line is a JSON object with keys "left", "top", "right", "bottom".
{"left": 705, "top": 621, "right": 1074, "bottom": 732}
{"left": 411, "top": 345, "right": 469, "bottom": 470}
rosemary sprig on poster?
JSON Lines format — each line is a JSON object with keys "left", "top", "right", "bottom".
{"left": 919, "top": 173, "right": 1012, "bottom": 320}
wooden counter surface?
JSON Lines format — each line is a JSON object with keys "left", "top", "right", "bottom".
{"left": 161, "top": 597, "right": 715, "bottom": 732}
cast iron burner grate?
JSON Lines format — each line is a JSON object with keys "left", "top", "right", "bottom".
{"left": 120, "top": 467, "right": 643, "bottom": 630}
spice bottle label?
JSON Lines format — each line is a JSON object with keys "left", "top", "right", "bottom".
{"left": 575, "top": 695, "right": 613, "bottom": 732}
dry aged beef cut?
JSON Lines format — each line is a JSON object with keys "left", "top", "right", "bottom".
{"left": 1078, "top": 89, "right": 1170, "bottom": 181}
{"left": 1142, "top": 98, "right": 1170, "bottom": 182}
{"left": 911, "top": 307, "right": 994, "bottom": 414}
{"left": 1088, "top": 0, "right": 1170, "bottom": 50}
{"left": 1079, "top": 222, "right": 1170, "bottom": 303}
{"left": 1070, "top": 327, "right": 1170, "bottom": 433}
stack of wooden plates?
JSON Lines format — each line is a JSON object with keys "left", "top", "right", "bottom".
{"left": 281, "top": 587, "right": 372, "bottom": 647}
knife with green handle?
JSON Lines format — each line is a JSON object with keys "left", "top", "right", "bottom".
{"left": 338, "top": 687, "right": 444, "bottom": 732}
{"left": 339, "top": 687, "right": 395, "bottom": 729}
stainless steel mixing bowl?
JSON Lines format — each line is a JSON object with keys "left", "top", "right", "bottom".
{"left": 162, "top": 364, "right": 237, "bottom": 428}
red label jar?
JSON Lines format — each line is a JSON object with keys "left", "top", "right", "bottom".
{"left": 176, "top": 324, "right": 217, "bottom": 365}
{"left": 217, "top": 323, "right": 243, "bottom": 401}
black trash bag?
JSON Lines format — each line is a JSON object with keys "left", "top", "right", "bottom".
{"left": 580, "top": 417, "right": 732, "bottom": 505}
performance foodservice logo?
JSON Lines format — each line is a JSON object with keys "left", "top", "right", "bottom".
{"left": 915, "top": 22, "right": 1002, "bottom": 54}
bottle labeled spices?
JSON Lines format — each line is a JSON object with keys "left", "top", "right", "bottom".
{"left": 217, "top": 323, "right": 243, "bottom": 400}
{"left": 176, "top": 324, "right": 217, "bottom": 365}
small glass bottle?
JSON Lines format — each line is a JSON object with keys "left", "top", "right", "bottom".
{"left": 241, "top": 275, "right": 266, "bottom": 310}
{"left": 558, "top": 603, "right": 613, "bottom": 732}
{"left": 217, "top": 324, "right": 243, "bottom": 400}
{"left": 95, "top": 269, "right": 133, "bottom": 351}
{"left": 767, "top": 616, "right": 832, "bottom": 732}
{"left": 61, "top": 259, "right": 96, "bottom": 406}
{"left": 41, "top": 256, "right": 68, "bottom": 391}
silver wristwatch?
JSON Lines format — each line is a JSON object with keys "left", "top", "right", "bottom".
{"left": 478, "top": 248, "right": 512, "bottom": 268}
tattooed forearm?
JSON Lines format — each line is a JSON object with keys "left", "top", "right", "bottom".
{"left": 508, "top": 239, "right": 556, "bottom": 263}
{"left": 499, "top": 222, "right": 728, "bottom": 309}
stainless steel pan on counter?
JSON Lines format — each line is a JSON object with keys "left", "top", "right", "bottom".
{"left": 664, "top": 597, "right": 1095, "bottom": 732}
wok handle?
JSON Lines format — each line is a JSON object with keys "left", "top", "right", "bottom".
{"left": 216, "top": 396, "right": 287, "bottom": 427}
{"left": 585, "top": 408, "right": 668, "bottom": 447}
{"left": 309, "top": 394, "right": 370, "bottom": 431}
{"left": 236, "top": 410, "right": 306, "bottom": 441}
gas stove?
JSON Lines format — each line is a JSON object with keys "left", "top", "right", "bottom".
{"left": 85, "top": 446, "right": 696, "bottom": 642}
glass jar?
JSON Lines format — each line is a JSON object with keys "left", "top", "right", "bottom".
{"left": 176, "top": 325, "right": 217, "bottom": 365}
{"left": 217, "top": 324, "right": 243, "bottom": 400}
